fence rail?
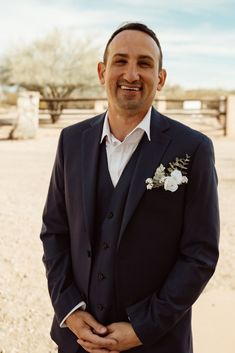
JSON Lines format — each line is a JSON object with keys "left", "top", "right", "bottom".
{"left": 0, "top": 96, "right": 227, "bottom": 136}
{"left": 39, "top": 97, "right": 227, "bottom": 135}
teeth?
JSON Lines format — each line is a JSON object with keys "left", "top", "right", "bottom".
{"left": 120, "top": 85, "right": 140, "bottom": 91}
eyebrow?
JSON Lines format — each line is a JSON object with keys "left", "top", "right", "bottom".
{"left": 113, "top": 53, "right": 154, "bottom": 62}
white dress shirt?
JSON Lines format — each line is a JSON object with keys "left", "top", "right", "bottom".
{"left": 100, "top": 107, "right": 151, "bottom": 187}
{"left": 60, "top": 107, "right": 152, "bottom": 327}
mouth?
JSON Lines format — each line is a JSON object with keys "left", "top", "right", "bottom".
{"left": 120, "top": 85, "right": 141, "bottom": 92}
{"left": 118, "top": 82, "right": 142, "bottom": 92}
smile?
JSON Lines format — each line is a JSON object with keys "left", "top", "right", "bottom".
{"left": 120, "top": 85, "right": 141, "bottom": 91}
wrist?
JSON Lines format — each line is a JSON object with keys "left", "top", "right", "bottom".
{"left": 65, "top": 309, "right": 82, "bottom": 325}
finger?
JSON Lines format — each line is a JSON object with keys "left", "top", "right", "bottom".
{"left": 78, "top": 338, "right": 103, "bottom": 351}
{"left": 90, "top": 349, "right": 111, "bottom": 353}
{"left": 77, "top": 339, "right": 111, "bottom": 353}
{"left": 92, "top": 327, "right": 107, "bottom": 336}
{"left": 78, "top": 334, "right": 117, "bottom": 349}
{"left": 85, "top": 314, "right": 108, "bottom": 335}
{"left": 85, "top": 334, "right": 117, "bottom": 348}
{"left": 91, "top": 350, "right": 113, "bottom": 353}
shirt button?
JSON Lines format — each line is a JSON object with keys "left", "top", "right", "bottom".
{"left": 98, "top": 272, "right": 105, "bottom": 280}
{"left": 107, "top": 211, "right": 114, "bottom": 219}
{"left": 102, "top": 242, "right": 109, "bottom": 250}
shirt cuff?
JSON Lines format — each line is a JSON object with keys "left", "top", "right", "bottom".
{"left": 60, "top": 301, "right": 86, "bottom": 328}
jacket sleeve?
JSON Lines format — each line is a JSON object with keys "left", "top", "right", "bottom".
{"left": 126, "top": 136, "right": 220, "bottom": 345}
{"left": 40, "top": 130, "right": 84, "bottom": 324}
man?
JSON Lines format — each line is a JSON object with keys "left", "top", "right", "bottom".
{"left": 40, "top": 22, "right": 219, "bottom": 353}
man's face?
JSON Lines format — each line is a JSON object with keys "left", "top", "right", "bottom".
{"left": 98, "top": 30, "right": 166, "bottom": 116}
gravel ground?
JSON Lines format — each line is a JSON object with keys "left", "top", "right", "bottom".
{"left": 0, "top": 125, "right": 234, "bottom": 353}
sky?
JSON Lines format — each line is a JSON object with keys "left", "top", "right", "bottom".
{"left": 0, "top": 0, "right": 234, "bottom": 89}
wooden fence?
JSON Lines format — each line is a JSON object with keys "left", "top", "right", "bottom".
{"left": 39, "top": 96, "right": 227, "bottom": 136}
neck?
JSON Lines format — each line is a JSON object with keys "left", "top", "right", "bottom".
{"left": 108, "top": 109, "right": 148, "bottom": 142}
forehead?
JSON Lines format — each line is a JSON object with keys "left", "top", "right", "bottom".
{"left": 107, "top": 29, "right": 160, "bottom": 60}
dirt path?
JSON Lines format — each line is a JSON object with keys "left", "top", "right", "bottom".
{"left": 0, "top": 127, "right": 234, "bottom": 353}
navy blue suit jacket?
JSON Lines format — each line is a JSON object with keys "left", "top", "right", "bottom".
{"left": 40, "top": 108, "right": 219, "bottom": 352}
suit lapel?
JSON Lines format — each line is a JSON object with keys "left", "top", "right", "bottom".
{"left": 118, "top": 109, "right": 172, "bottom": 247}
{"left": 81, "top": 114, "right": 105, "bottom": 242}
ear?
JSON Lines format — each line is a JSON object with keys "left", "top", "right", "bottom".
{"left": 97, "top": 62, "right": 106, "bottom": 85}
{"left": 157, "top": 69, "right": 167, "bottom": 91}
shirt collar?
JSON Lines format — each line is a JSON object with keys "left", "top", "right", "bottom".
{"left": 100, "top": 106, "right": 152, "bottom": 144}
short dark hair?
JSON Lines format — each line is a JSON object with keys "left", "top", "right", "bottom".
{"left": 103, "top": 22, "right": 163, "bottom": 70}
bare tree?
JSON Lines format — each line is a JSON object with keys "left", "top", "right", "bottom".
{"left": 0, "top": 29, "right": 100, "bottom": 122}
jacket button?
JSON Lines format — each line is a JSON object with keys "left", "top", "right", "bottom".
{"left": 87, "top": 250, "right": 91, "bottom": 257}
{"left": 107, "top": 211, "right": 114, "bottom": 219}
{"left": 97, "top": 304, "right": 104, "bottom": 311}
{"left": 98, "top": 272, "right": 105, "bottom": 280}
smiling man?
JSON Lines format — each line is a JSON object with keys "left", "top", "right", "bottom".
{"left": 41, "top": 23, "right": 219, "bottom": 353}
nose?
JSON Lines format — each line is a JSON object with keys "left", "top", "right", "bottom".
{"left": 123, "top": 63, "right": 140, "bottom": 82}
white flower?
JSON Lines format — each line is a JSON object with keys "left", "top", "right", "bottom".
{"left": 159, "top": 176, "right": 166, "bottom": 183}
{"left": 181, "top": 176, "right": 188, "bottom": 184}
{"left": 146, "top": 177, "right": 154, "bottom": 190}
{"left": 164, "top": 176, "right": 179, "bottom": 192}
{"left": 171, "top": 169, "right": 183, "bottom": 184}
{"left": 145, "top": 178, "right": 153, "bottom": 184}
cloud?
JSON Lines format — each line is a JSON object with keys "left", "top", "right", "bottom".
{"left": 0, "top": 2, "right": 103, "bottom": 51}
{"left": 159, "top": 26, "right": 235, "bottom": 88}
{"left": 115, "top": 0, "right": 234, "bottom": 12}
{"left": 0, "top": 0, "right": 234, "bottom": 88}
{"left": 162, "top": 29, "right": 235, "bottom": 57}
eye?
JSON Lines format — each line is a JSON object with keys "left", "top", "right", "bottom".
{"left": 139, "top": 61, "right": 152, "bottom": 68}
{"left": 114, "top": 59, "right": 127, "bottom": 65}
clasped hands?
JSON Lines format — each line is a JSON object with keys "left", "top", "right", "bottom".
{"left": 65, "top": 309, "right": 142, "bottom": 353}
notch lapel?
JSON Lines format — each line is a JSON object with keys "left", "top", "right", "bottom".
{"left": 81, "top": 114, "right": 105, "bottom": 242}
{"left": 118, "top": 109, "right": 172, "bottom": 247}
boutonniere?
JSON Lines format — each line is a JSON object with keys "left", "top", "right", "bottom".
{"left": 145, "top": 154, "right": 191, "bottom": 192}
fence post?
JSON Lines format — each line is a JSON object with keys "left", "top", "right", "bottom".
{"left": 10, "top": 91, "right": 40, "bottom": 139}
{"left": 219, "top": 96, "right": 227, "bottom": 136}
{"left": 226, "top": 95, "right": 235, "bottom": 138}
{"left": 156, "top": 96, "right": 167, "bottom": 112}
{"left": 94, "top": 100, "right": 107, "bottom": 113}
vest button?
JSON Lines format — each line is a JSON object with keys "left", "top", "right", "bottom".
{"left": 98, "top": 272, "right": 105, "bottom": 280}
{"left": 97, "top": 304, "right": 104, "bottom": 311}
{"left": 107, "top": 211, "right": 114, "bottom": 219}
{"left": 102, "top": 242, "right": 109, "bottom": 250}
{"left": 87, "top": 250, "right": 91, "bottom": 257}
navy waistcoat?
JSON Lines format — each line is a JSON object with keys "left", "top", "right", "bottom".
{"left": 88, "top": 138, "right": 143, "bottom": 325}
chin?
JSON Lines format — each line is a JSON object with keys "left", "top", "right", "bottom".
{"left": 117, "top": 100, "right": 143, "bottom": 111}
